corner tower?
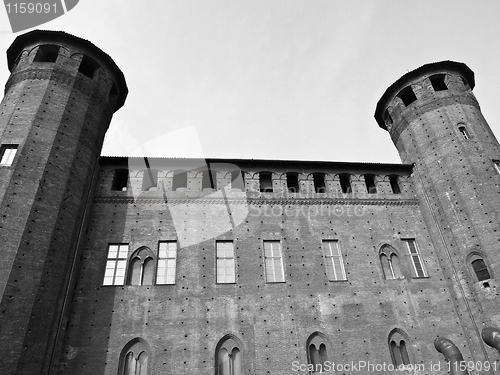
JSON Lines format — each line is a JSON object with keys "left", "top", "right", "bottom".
{"left": 0, "top": 31, "right": 127, "bottom": 374}
{"left": 375, "top": 61, "right": 500, "bottom": 364}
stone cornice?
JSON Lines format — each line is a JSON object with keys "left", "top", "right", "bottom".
{"left": 93, "top": 196, "right": 420, "bottom": 206}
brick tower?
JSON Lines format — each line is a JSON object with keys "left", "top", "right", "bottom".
{"left": 375, "top": 61, "right": 500, "bottom": 367}
{"left": 0, "top": 31, "right": 127, "bottom": 374}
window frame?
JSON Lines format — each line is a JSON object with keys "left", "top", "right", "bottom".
{"left": 493, "top": 160, "right": 500, "bottom": 176}
{"left": 388, "top": 329, "right": 412, "bottom": 367}
{"left": 380, "top": 245, "right": 404, "bottom": 280}
{"left": 156, "top": 241, "right": 177, "bottom": 285}
{"left": 103, "top": 243, "right": 129, "bottom": 286}
{"left": 322, "top": 240, "right": 347, "bottom": 281}
{"left": 0, "top": 144, "right": 18, "bottom": 166}
{"left": 216, "top": 241, "right": 236, "bottom": 284}
{"left": 263, "top": 240, "right": 285, "bottom": 283}
{"left": 127, "top": 247, "right": 155, "bottom": 286}
{"left": 402, "top": 239, "right": 427, "bottom": 278}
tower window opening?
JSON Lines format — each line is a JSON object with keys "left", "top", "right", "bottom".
{"left": 33, "top": 44, "right": 60, "bottom": 63}
{"left": 287, "top": 172, "right": 299, "bottom": 193}
{"left": 172, "top": 170, "right": 188, "bottom": 191}
{"left": 458, "top": 125, "right": 471, "bottom": 140}
{"left": 398, "top": 87, "right": 417, "bottom": 107}
{"left": 259, "top": 172, "right": 273, "bottom": 193}
{"left": 364, "top": 175, "right": 377, "bottom": 194}
{"left": 202, "top": 168, "right": 217, "bottom": 190}
{"left": 0, "top": 145, "right": 18, "bottom": 166}
{"left": 430, "top": 74, "right": 448, "bottom": 91}
{"left": 78, "top": 55, "right": 100, "bottom": 79}
{"left": 388, "top": 330, "right": 411, "bottom": 367}
{"left": 389, "top": 175, "right": 401, "bottom": 194}
{"left": 313, "top": 173, "right": 326, "bottom": 193}
{"left": 461, "top": 76, "right": 470, "bottom": 88}
{"left": 141, "top": 169, "right": 158, "bottom": 191}
{"left": 380, "top": 245, "right": 404, "bottom": 280}
{"left": 112, "top": 169, "right": 129, "bottom": 191}
{"left": 383, "top": 109, "right": 393, "bottom": 125}
{"left": 128, "top": 248, "right": 154, "bottom": 286}
{"left": 339, "top": 174, "right": 352, "bottom": 194}
{"left": 493, "top": 160, "right": 500, "bottom": 175}
{"left": 231, "top": 170, "right": 245, "bottom": 190}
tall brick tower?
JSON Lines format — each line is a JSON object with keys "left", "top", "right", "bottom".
{"left": 0, "top": 31, "right": 127, "bottom": 374}
{"left": 375, "top": 61, "right": 500, "bottom": 366}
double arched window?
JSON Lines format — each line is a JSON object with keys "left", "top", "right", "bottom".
{"left": 119, "top": 338, "right": 150, "bottom": 375}
{"left": 380, "top": 245, "right": 404, "bottom": 280}
{"left": 388, "top": 329, "right": 411, "bottom": 367}
{"left": 216, "top": 335, "right": 243, "bottom": 375}
{"left": 128, "top": 247, "right": 155, "bottom": 285}
{"left": 306, "top": 332, "right": 330, "bottom": 373}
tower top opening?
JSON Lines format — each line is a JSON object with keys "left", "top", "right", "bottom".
{"left": 374, "top": 61, "right": 474, "bottom": 130}
{"left": 7, "top": 29, "right": 128, "bottom": 112}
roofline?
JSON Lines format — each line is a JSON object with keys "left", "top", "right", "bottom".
{"left": 99, "top": 156, "right": 412, "bottom": 170}
{"left": 374, "top": 61, "right": 475, "bottom": 129}
{"left": 7, "top": 30, "right": 128, "bottom": 112}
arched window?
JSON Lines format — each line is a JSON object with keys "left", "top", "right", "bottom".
{"left": 380, "top": 245, "right": 404, "bottom": 280}
{"left": 306, "top": 332, "right": 330, "bottom": 373}
{"left": 141, "top": 169, "right": 159, "bottom": 191}
{"left": 215, "top": 335, "right": 243, "bottom": 375}
{"left": 388, "top": 329, "right": 411, "bottom": 367}
{"left": 172, "top": 170, "right": 188, "bottom": 191}
{"left": 119, "top": 338, "right": 151, "bottom": 375}
{"left": 128, "top": 247, "right": 155, "bottom": 285}
{"left": 259, "top": 172, "right": 273, "bottom": 193}
{"left": 469, "top": 253, "right": 491, "bottom": 282}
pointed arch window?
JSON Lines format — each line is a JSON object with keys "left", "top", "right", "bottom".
{"left": 216, "top": 335, "right": 243, "bottom": 375}
{"left": 389, "top": 330, "right": 411, "bottom": 367}
{"left": 306, "top": 332, "right": 330, "bottom": 373}
{"left": 119, "top": 338, "right": 150, "bottom": 375}
{"left": 128, "top": 247, "right": 155, "bottom": 285}
{"left": 380, "top": 245, "right": 404, "bottom": 280}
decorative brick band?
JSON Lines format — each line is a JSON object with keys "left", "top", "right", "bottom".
{"left": 93, "top": 196, "right": 419, "bottom": 206}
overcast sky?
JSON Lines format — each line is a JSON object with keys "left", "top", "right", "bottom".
{"left": 0, "top": 1, "right": 499, "bottom": 163}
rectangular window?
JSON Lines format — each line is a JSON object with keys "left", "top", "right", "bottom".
{"left": 103, "top": 244, "right": 128, "bottom": 285}
{"left": 403, "top": 239, "right": 427, "bottom": 278}
{"left": 0, "top": 145, "right": 18, "bottom": 166}
{"left": 264, "top": 241, "right": 284, "bottom": 282}
{"left": 157, "top": 241, "right": 177, "bottom": 284}
{"left": 322, "top": 240, "right": 347, "bottom": 281}
{"left": 216, "top": 241, "right": 235, "bottom": 283}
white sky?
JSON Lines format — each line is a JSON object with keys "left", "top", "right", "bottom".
{"left": 0, "top": 1, "right": 499, "bottom": 163}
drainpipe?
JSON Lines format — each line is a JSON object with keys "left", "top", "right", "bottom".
{"left": 434, "top": 337, "right": 469, "bottom": 375}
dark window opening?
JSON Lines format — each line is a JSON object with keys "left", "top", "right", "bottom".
{"left": 78, "top": 55, "right": 100, "bottom": 79}
{"left": 201, "top": 169, "right": 216, "bottom": 190}
{"left": 458, "top": 126, "right": 471, "bottom": 140}
{"left": 172, "top": 170, "right": 188, "bottom": 191}
{"left": 472, "top": 258, "right": 491, "bottom": 281}
{"left": 110, "top": 83, "right": 118, "bottom": 100}
{"left": 141, "top": 169, "right": 158, "bottom": 191}
{"left": 383, "top": 109, "right": 393, "bottom": 125}
{"left": 389, "top": 175, "right": 401, "bottom": 194}
{"left": 430, "top": 74, "right": 448, "bottom": 91}
{"left": 231, "top": 170, "right": 245, "bottom": 190}
{"left": 287, "top": 173, "right": 299, "bottom": 193}
{"left": 391, "top": 340, "right": 410, "bottom": 366}
{"left": 364, "top": 175, "right": 377, "bottom": 194}
{"left": 34, "top": 44, "right": 60, "bottom": 63}
{"left": 339, "top": 174, "right": 352, "bottom": 194}
{"left": 112, "top": 169, "right": 129, "bottom": 191}
{"left": 398, "top": 87, "right": 417, "bottom": 107}
{"left": 260, "top": 172, "right": 273, "bottom": 192}
{"left": 313, "top": 173, "right": 326, "bottom": 193}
